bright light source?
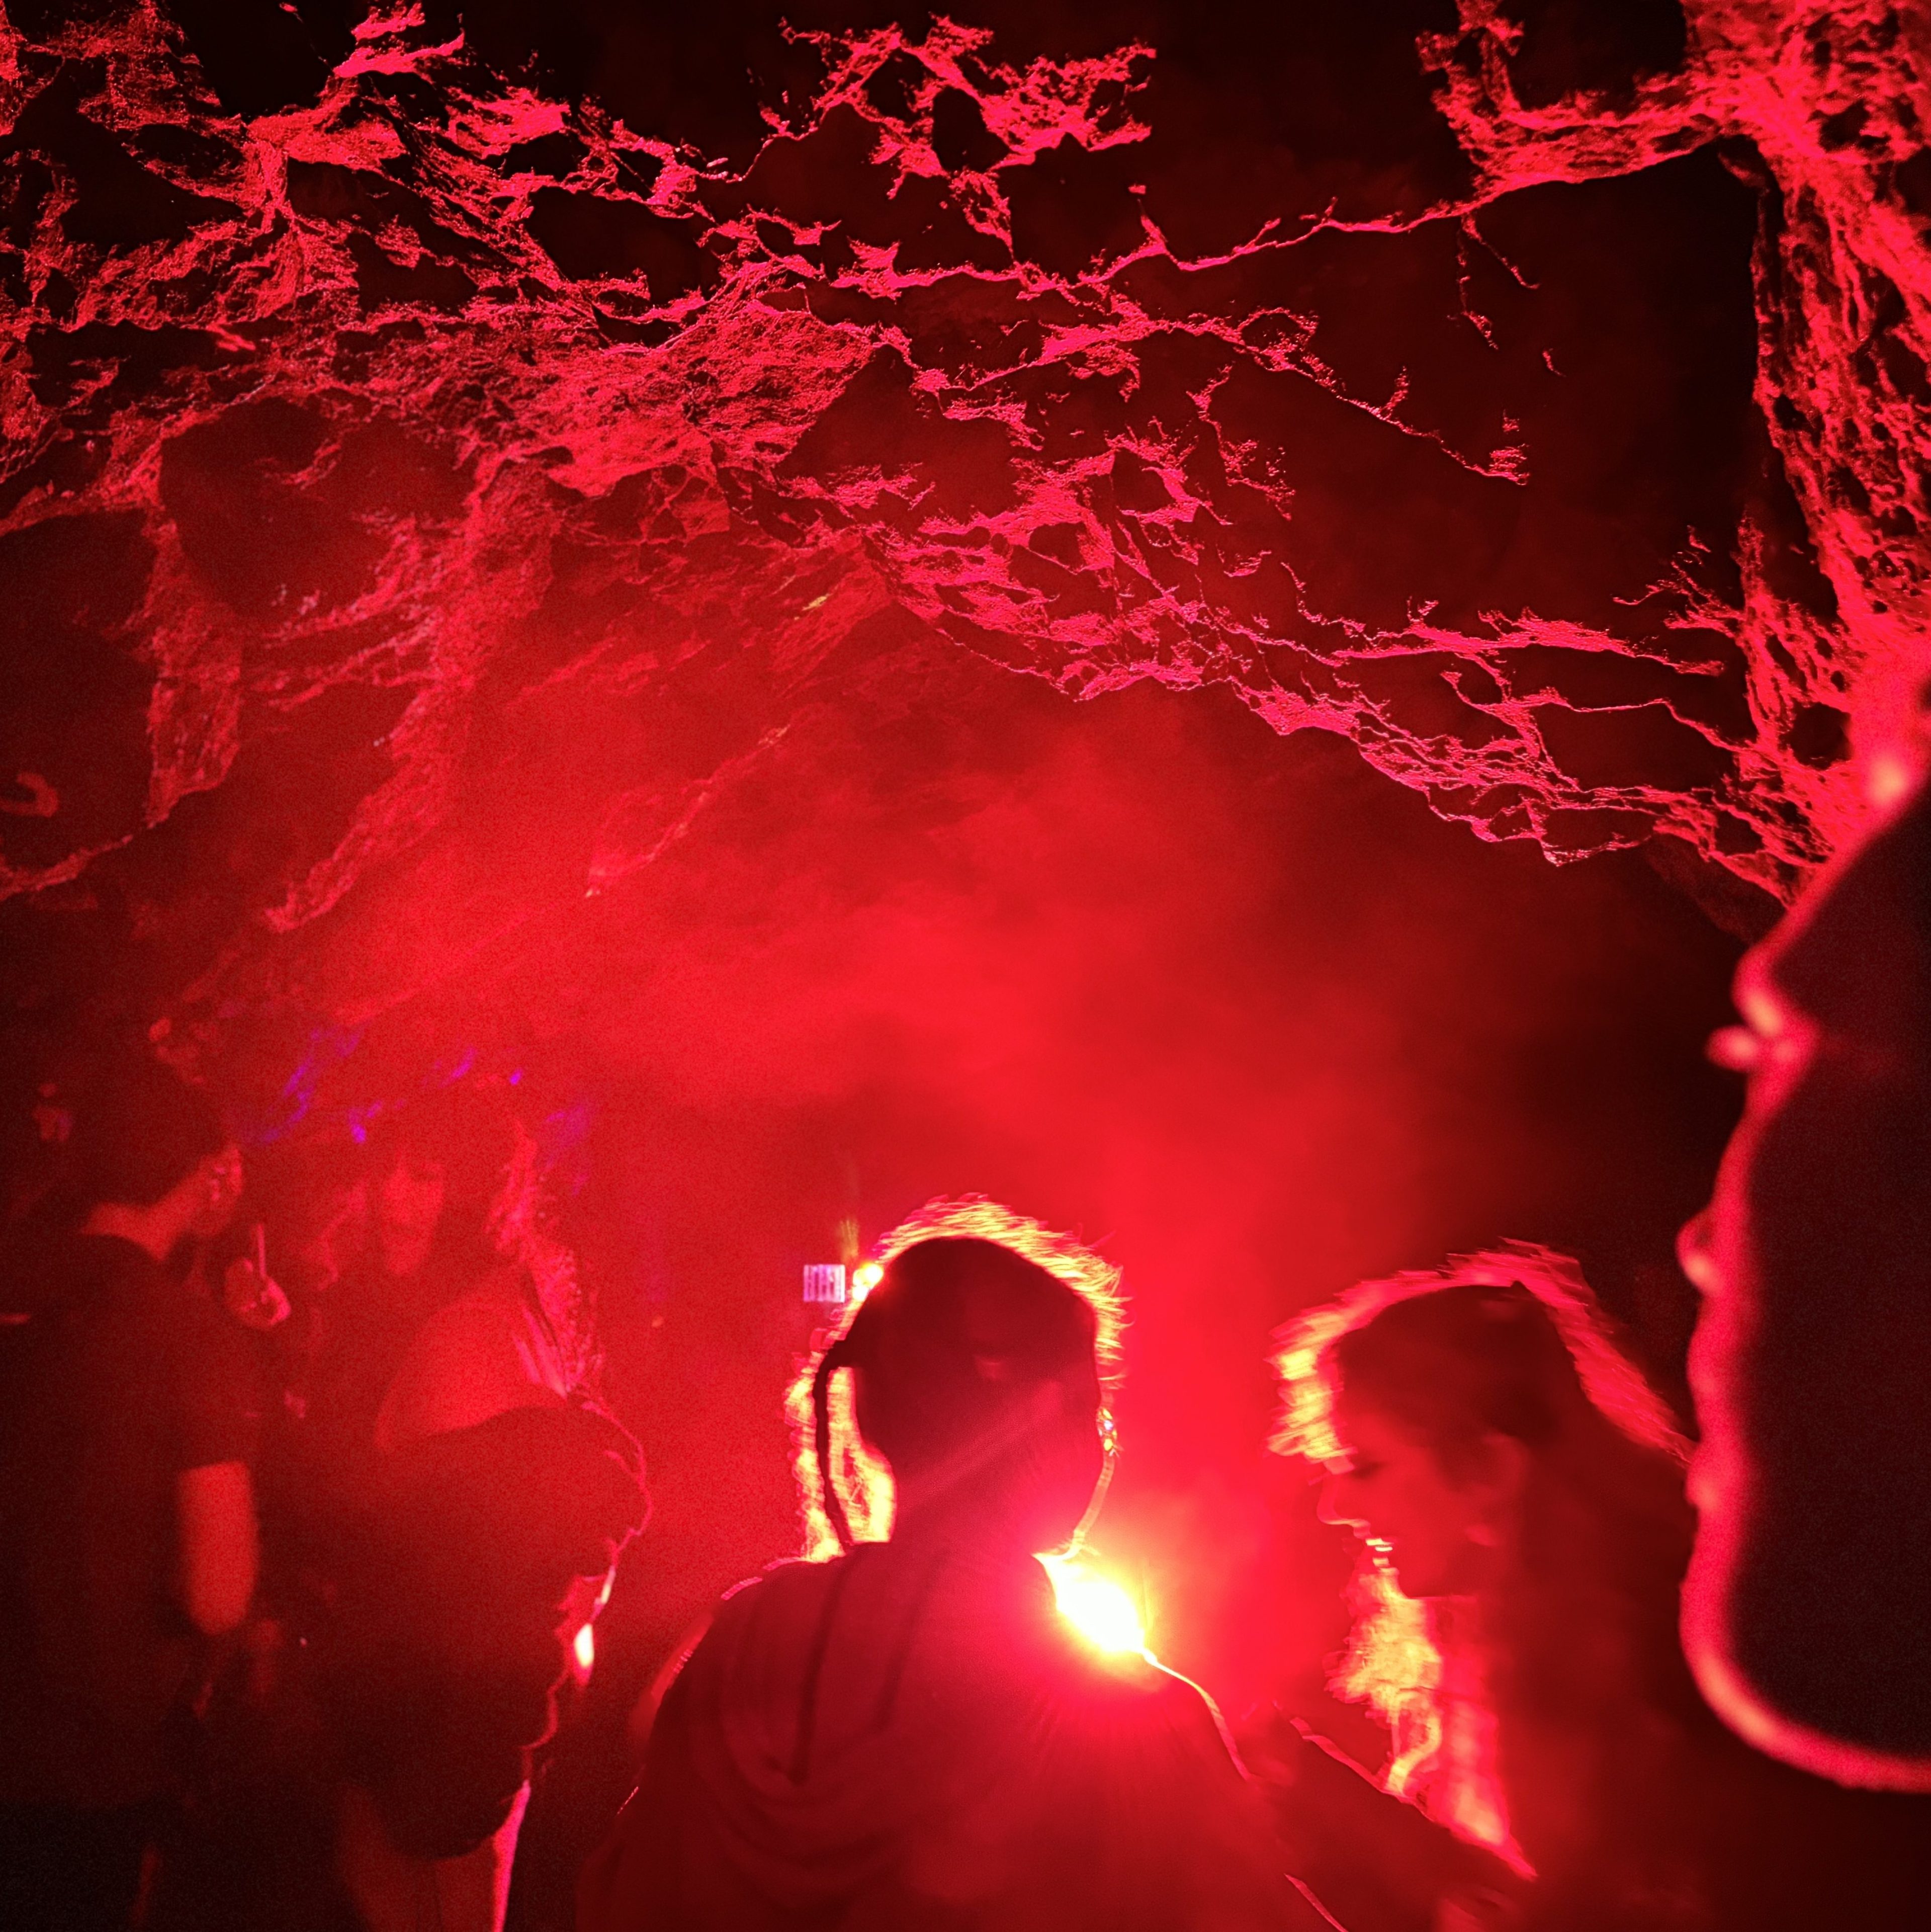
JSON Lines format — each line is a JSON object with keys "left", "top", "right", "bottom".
{"left": 853, "top": 1261, "right": 884, "bottom": 1295}
{"left": 1043, "top": 1555, "right": 1145, "bottom": 1655}
{"left": 572, "top": 1622, "right": 595, "bottom": 1675}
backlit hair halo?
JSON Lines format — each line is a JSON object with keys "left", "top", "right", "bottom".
{"left": 1272, "top": 1243, "right": 1689, "bottom": 1859}
{"left": 794, "top": 1198, "right": 1123, "bottom": 1558}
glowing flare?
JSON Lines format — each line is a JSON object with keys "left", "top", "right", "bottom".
{"left": 1868, "top": 749, "right": 1918, "bottom": 811}
{"left": 852, "top": 1261, "right": 884, "bottom": 1295}
{"left": 1044, "top": 1556, "right": 1145, "bottom": 1655}
{"left": 573, "top": 1622, "right": 596, "bottom": 1674}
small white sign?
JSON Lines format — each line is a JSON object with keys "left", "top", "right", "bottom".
{"left": 802, "top": 1263, "right": 848, "bottom": 1306}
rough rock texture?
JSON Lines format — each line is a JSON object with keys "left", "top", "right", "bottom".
{"left": 1, "top": 1, "right": 1926, "bottom": 1052}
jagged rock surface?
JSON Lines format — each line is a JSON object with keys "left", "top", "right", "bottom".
{"left": 1, "top": 1, "right": 1925, "bottom": 1049}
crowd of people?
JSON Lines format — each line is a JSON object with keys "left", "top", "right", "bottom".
{"left": 0, "top": 1072, "right": 646, "bottom": 1932}
{"left": 4, "top": 729, "right": 1931, "bottom": 1931}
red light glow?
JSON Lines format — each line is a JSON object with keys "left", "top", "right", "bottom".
{"left": 1043, "top": 1555, "right": 1146, "bottom": 1657}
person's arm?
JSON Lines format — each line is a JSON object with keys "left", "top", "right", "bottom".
{"left": 1134, "top": 1667, "right": 1342, "bottom": 1931}
{"left": 578, "top": 1662, "right": 701, "bottom": 1932}
{"left": 176, "top": 1459, "right": 258, "bottom": 1636}
{"left": 1239, "top": 1711, "right": 1521, "bottom": 1932}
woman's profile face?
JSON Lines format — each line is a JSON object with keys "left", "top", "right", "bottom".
{"left": 375, "top": 1152, "right": 447, "bottom": 1279}
{"left": 1321, "top": 1398, "right": 1487, "bottom": 1600}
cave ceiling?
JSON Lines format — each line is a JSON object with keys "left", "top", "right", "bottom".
{"left": 1, "top": 0, "right": 1927, "bottom": 1090}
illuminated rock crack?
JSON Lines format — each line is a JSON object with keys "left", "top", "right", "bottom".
{"left": 2, "top": 1, "right": 1928, "bottom": 1035}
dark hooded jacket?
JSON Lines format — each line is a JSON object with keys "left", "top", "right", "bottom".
{"left": 581, "top": 1537, "right": 1325, "bottom": 1932}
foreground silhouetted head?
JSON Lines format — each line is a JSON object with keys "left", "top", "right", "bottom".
{"left": 801, "top": 1202, "right": 1120, "bottom": 1558}
{"left": 1680, "top": 745, "right": 1931, "bottom": 1789}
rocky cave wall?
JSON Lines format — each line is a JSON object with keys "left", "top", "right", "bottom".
{"left": 2, "top": 0, "right": 1928, "bottom": 1072}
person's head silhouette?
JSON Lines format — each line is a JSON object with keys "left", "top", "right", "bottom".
{"left": 802, "top": 1205, "right": 1119, "bottom": 1559}
{"left": 1680, "top": 722, "right": 1931, "bottom": 1790}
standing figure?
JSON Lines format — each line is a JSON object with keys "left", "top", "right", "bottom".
{"left": 581, "top": 1200, "right": 1327, "bottom": 1932}
{"left": 288, "top": 1087, "right": 646, "bottom": 1932}
{"left": 0, "top": 1054, "right": 257, "bottom": 1931}
{"left": 1274, "top": 1249, "right": 1926, "bottom": 1930}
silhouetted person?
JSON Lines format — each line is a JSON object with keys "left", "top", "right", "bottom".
{"left": 296, "top": 1102, "right": 498, "bottom": 1547}
{"left": 1272, "top": 1250, "right": 1926, "bottom": 1929}
{"left": 287, "top": 1088, "right": 644, "bottom": 1932}
{"left": 581, "top": 1202, "right": 1325, "bottom": 1932}
{"left": 0, "top": 1055, "right": 258, "bottom": 1931}
{"left": 1678, "top": 736, "right": 1931, "bottom": 1790}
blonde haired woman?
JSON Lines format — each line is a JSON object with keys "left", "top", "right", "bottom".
{"left": 1271, "top": 1246, "right": 1923, "bottom": 1929}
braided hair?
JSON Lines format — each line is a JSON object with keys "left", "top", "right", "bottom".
{"left": 795, "top": 1199, "right": 1122, "bottom": 1557}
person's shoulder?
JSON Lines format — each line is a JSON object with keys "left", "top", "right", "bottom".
{"left": 690, "top": 1556, "right": 848, "bottom": 1664}
{"left": 1064, "top": 1642, "right": 1246, "bottom": 1753}
{"left": 394, "top": 1270, "right": 545, "bottom": 1380}
{"left": 375, "top": 1272, "right": 568, "bottom": 1449}
{"left": 154, "top": 1278, "right": 256, "bottom": 1383}
{"left": 71, "top": 1242, "right": 217, "bottom": 1363}
{"left": 715, "top": 1555, "right": 832, "bottom": 1621}
{"left": 657, "top": 1560, "right": 815, "bottom": 1714}
{"left": 422, "top": 1266, "right": 529, "bottom": 1334}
